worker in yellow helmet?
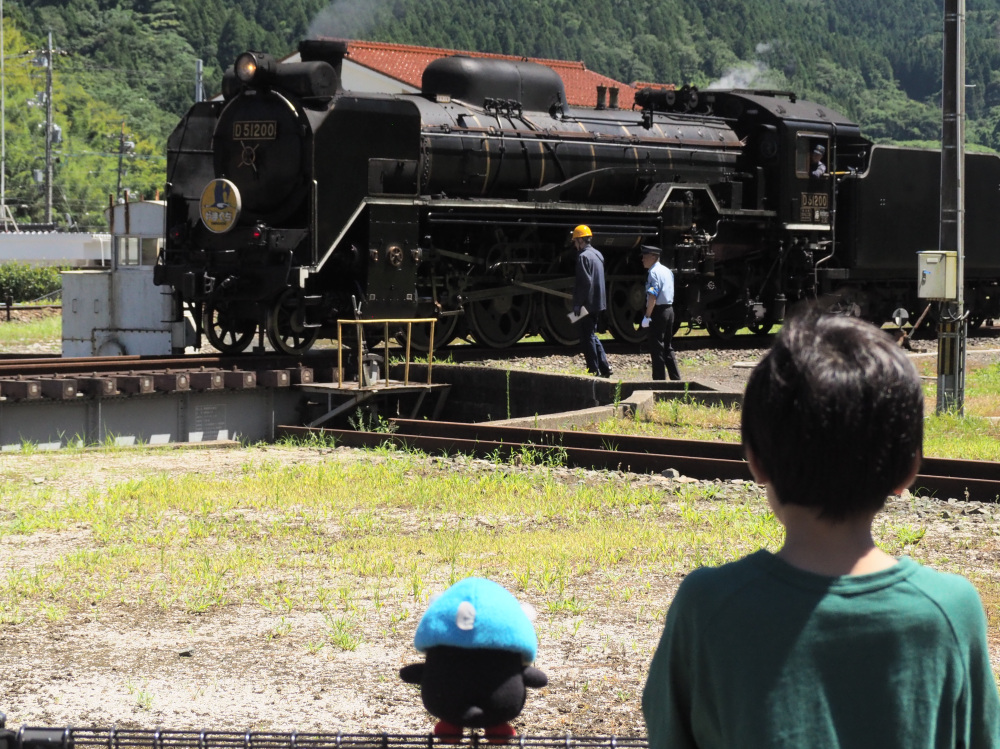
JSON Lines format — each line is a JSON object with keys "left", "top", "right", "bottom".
{"left": 571, "top": 225, "right": 612, "bottom": 378}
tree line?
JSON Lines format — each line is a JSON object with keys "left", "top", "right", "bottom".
{"left": 4, "top": 0, "right": 1000, "bottom": 230}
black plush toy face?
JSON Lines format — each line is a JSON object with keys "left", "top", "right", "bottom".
{"left": 400, "top": 645, "right": 547, "bottom": 728}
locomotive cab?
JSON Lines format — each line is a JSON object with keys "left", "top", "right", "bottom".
{"left": 788, "top": 132, "right": 832, "bottom": 230}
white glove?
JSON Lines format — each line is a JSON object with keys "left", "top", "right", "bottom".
{"left": 641, "top": 316, "right": 651, "bottom": 328}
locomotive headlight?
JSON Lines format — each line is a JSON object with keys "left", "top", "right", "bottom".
{"left": 235, "top": 53, "right": 258, "bottom": 83}
{"left": 234, "top": 52, "right": 275, "bottom": 84}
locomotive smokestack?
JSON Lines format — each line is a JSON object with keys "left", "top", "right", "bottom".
{"left": 609, "top": 87, "right": 619, "bottom": 109}
{"left": 596, "top": 85, "right": 607, "bottom": 110}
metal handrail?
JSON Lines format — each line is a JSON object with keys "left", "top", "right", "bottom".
{"left": 2, "top": 728, "right": 648, "bottom": 749}
{"left": 335, "top": 318, "right": 437, "bottom": 388}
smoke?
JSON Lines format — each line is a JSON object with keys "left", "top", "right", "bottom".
{"left": 706, "top": 43, "right": 776, "bottom": 90}
{"left": 307, "top": 0, "right": 390, "bottom": 38}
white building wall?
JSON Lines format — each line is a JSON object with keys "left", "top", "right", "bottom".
{"left": 340, "top": 62, "right": 419, "bottom": 94}
{"left": 0, "top": 233, "right": 111, "bottom": 266}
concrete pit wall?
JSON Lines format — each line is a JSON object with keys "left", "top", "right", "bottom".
{"left": 390, "top": 364, "right": 742, "bottom": 427}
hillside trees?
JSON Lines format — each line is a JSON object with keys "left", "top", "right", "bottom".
{"left": 1, "top": 0, "right": 999, "bottom": 231}
{"left": 0, "top": 20, "right": 164, "bottom": 229}
{"left": 356, "top": 0, "right": 1000, "bottom": 146}
{"left": 6, "top": 0, "right": 324, "bottom": 228}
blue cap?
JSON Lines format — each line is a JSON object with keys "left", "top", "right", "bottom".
{"left": 413, "top": 578, "right": 538, "bottom": 663}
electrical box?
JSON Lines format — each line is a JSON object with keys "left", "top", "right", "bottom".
{"left": 917, "top": 251, "right": 958, "bottom": 300}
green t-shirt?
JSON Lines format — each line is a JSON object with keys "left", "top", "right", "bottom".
{"left": 642, "top": 550, "right": 1000, "bottom": 748}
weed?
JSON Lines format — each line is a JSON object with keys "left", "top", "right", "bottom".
{"left": 324, "top": 613, "right": 362, "bottom": 651}
{"left": 348, "top": 408, "right": 397, "bottom": 434}
{"left": 506, "top": 369, "right": 512, "bottom": 420}
{"left": 276, "top": 430, "right": 339, "bottom": 448}
{"left": 125, "top": 679, "right": 154, "bottom": 711}
{"left": 546, "top": 595, "right": 589, "bottom": 614}
{"left": 895, "top": 524, "right": 927, "bottom": 547}
{"left": 267, "top": 617, "right": 292, "bottom": 640}
{"left": 515, "top": 443, "right": 567, "bottom": 468}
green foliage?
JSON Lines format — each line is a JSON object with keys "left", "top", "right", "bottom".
{"left": 7, "top": 0, "right": 324, "bottom": 230}
{"left": 0, "top": 21, "right": 169, "bottom": 229}
{"left": 0, "top": 263, "right": 63, "bottom": 302}
{"left": 349, "top": 0, "right": 1000, "bottom": 148}
{"left": 6, "top": 0, "right": 1000, "bottom": 234}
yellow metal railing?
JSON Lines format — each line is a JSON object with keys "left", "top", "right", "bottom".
{"left": 335, "top": 318, "right": 437, "bottom": 388}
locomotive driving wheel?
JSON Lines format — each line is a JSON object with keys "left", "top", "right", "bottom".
{"left": 607, "top": 257, "right": 647, "bottom": 344}
{"left": 538, "top": 293, "right": 580, "bottom": 346}
{"left": 705, "top": 321, "right": 741, "bottom": 341}
{"left": 265, "top": 290, "right": 320, "bottom": 355}
{"left": 467, "top": 293, "right": 534, "bottom": 348}
{"left": 204, "top": 302, "right": 257, "bottom": 354}
{"left": 747, "top": 318, "right": 774, "bottom": 336}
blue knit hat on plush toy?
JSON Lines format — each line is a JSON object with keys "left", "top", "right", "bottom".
{"left": 413, "top": 577, "right": 538, "bottom": 663}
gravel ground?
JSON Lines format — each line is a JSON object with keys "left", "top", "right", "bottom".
{"left": 466, "top": 326, "right": 1000, "bottom": 394}
{"left": 0, "top": 318, "right": 998, "bottom": 735}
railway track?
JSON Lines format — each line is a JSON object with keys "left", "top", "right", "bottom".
{"left": 277, "top": 419, "right": 1000, "bottom": 503}
{"left": 1, "top": 353, "right": 997, "bottom": 504}
{"left": 0, "top": 353, "right": 342, "bottom": 399}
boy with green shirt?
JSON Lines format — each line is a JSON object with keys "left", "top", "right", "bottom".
{"left": 642, "top": 310, "right": 1000, "bottom": 748}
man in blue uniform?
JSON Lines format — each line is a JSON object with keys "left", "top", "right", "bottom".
{"left": 640, "top": 246, "right": 680, "bottom": 381}
{"left": 571, "top": 225, "right": 612, "bottom": 378}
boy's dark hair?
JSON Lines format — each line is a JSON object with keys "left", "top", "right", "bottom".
{"left": 741, "top": 308, "right": 923, "bottom": 521}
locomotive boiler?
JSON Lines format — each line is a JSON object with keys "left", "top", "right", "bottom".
{"left": 156, "top": 38, "right": 1000, "bottom": 354}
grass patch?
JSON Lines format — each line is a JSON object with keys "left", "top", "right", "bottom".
{"left": 591, "top": 360, "right": 1000, "bottom": 460}
{"left": 596, "top": 399, "right": 742, "bottom": 443}
{"left": 0, "top": 449, "right": 981, "bottom": 635}
{"left": 0, "top": 314, "right": 60, "bottom": 347}
{"left": 0, "top": 454, "right": 782, "bottom": 624}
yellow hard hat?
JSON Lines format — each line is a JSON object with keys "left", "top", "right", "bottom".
{"left": 572, "top": 225, "right": 592, "bottom": 239}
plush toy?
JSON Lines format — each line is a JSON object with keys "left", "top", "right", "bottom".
{"left": 400, "top": 577, "right": 548, "bottom": 740}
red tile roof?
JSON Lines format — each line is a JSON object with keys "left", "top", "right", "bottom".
{"left": 632, "top": 81, "right": 678, "bottom": 91}
{"left": 340, "top": 38, "right": 641, "bottom": 110}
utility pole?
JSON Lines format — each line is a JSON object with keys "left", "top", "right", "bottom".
{"left": 195, "top": 59, "right": 204, "bottom": 103}
{"left": 44, "top": 30, "right": 52, "bottom": 225}
{"left": 116, "top": 121, "right": 125, "bottom": 200}
{"left": 115, "top": 121, "right": 135, "bottom": 201}
{"left": 937, "top": 0, "right": 966, "bottom": 414}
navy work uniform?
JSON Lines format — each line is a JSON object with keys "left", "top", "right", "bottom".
{"left": 640, "top": 246, "right": 681, "bottom": 381}
{"left": 571, "top": 225, "right": 612, "bottom": 378}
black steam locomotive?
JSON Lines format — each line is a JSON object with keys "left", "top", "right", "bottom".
{"left": 155, "top": 38, "right": 1000, "bottom": 354}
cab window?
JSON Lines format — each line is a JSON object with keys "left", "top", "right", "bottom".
{"left": 795, "top": 135, "right": 828, "bottom": 178}
{"left": 116, "top": 236, "right": 163, "bottom": 267}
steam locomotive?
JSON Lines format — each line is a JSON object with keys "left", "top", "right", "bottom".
{"left": 155, "top": 38, "right": 1000, "bottom": 354}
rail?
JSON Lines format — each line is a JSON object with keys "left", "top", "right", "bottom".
{"left": 0, "top": 354, "right": 331, "bottom": 400}
{"left": 277, "top": 420, "right": 1000, "bottom": 503}
{"left": 336, "top": 318, "right": 437, "bottom": 388}
{"left": 1, "top": 301, "right": 61, "bottom": 321}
